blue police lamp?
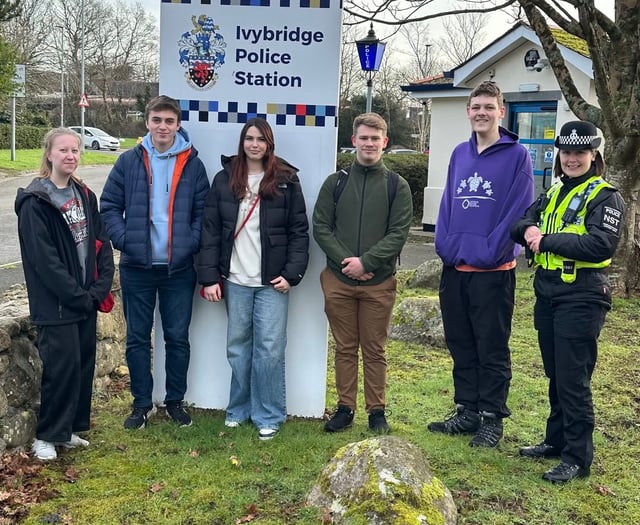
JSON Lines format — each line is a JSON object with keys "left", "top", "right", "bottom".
{"left": 356, "top": 23, "right": 386, "bottom": 113}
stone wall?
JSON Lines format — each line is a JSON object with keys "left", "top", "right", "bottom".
{"left": 0, "top": 275, "right": 125, "bottom": 454}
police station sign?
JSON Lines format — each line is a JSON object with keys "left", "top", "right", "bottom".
{"left": 157, "top": 0, "right": 342, "bottom": 417}
{"left": 177, "top": 19, "right": 328, "bottom": 90}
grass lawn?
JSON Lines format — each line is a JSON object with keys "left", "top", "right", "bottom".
{"left": 0, "top": 147, "right": 125, "bottom": 177}
{"left": 9, "top": 271, "right": 640, "bottom": 524}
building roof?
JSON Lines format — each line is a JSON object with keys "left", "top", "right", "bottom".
{"left": 401, "top": 21, "right": 592, "bottom": 97}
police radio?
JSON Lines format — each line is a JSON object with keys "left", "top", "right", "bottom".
{"left": 561, "top": 192, "right": 588, "bottom": 227}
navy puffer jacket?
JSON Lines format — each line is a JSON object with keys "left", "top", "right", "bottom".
{"left": 100, "top": 140, "right": 209, "bottom": 272}
{"left": 198, "top": 155, "right": 309, "bottom": 287}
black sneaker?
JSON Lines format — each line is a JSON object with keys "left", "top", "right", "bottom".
{"left": 124, "top": 406, "right": 154, "bottom": 430}
{"left": 542, "top": 462, "right": 590, "bottom": 483}
{"left": 324, "top": 405, "right": 354, "bottom": 432}
{"left": 469, "top": 413, "right": 503, "bottom": 448}
{"left": 166, "top": 401, "right": 192, "bottom": 427}
{"left": 519, "top": 441, "right": 562, "bottom": 459}
{"left": 427, "top": 405, "right": 481, "bottom": 434}
{"left": 368, "top": 409, "right": 390, "bottom": 434}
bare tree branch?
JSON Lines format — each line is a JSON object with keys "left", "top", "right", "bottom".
{"left": 344, "top": 0, "right": 518, "bottom": 26}
{"left": 519, "top": 0, "right": 602, "bottom": 126}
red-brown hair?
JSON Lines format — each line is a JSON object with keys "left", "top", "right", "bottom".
{"left": 229, "top": 118, "right": 293, "bottom": 199}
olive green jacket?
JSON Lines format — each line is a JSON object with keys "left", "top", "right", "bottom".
{"left": 312, "top": 159, "right": 413, "bottom": 285}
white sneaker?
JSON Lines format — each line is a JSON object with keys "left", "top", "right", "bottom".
{"left": 56, "top": 434, "right": 90, "bottom": 449}
{"left": 258, "top": 428, "right": 279, "bottom": 441}
{"left": 32, "top": 439, "right": 57, "bottom": 460}
{"left": 224, "top": 420, "right": 240, "bottom": 428}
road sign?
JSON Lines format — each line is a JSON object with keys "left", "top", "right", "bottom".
{"left": 12, "top": 65, "right": 25, "bottom": 98}
{"left": 78, "top": 93, "right": 89, "bottom": 107}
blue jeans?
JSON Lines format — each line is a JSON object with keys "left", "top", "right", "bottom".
{"left": 120, "top": 265, "right": 196, "bottom": 408}
{"left": 224, "top": 280, "right": 288, "bottom": 430}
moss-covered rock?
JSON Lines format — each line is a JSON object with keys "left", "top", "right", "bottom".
{"left": 406, "top": 259, "right": 443, "bottom": 291}
{"left": 307, "top": 436, "right": 457, "bottom": 524}
{"left": 390, "top": 297, "right": 445, "bottom": 349}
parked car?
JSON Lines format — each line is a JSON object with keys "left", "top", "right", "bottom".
{"left": 69, "top": 126, "right": 120, "bottom": 151}
{"left": 385, "top": 148, "right": 419, "bottom": 155}
{"left": 339, "top": 147, "right": 356, "bottom": 154}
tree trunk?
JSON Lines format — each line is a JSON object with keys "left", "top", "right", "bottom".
{"left": 603, "top": 145, "right": 640, "bottom": 297}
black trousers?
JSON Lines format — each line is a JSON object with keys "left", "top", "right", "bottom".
{"left": 534, "top": 296, "right": 606, "bottom": 468}
{"left": 36, "top": 313, "right": 97, "bottom": 442}
{"left": 439, "top": 267, "right": 515, "bottom": 418}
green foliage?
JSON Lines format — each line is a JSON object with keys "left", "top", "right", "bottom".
{"left": 135, "top": 85, "right": 155, "bottom": 115}
{"left": 0, "top": 37, "right": 18, "bottom": 104}
{"left": 0, "top": 0, "right": 21, "bottom": 22}
{"left": 2, "top": 109, "right": 52, "bottom": 126}
{"left": 338, "top": 95, "right": 415, "bottom": 151}
{"left": 0, "top": 124, "right": 47, "bottom": 149}
{"left": 336, "top": 152, "right": 428, "bottom": 221}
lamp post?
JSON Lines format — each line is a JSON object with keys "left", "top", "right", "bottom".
{"left": 355, "top": 23, "right": 386, "bottom": 113}
{"left": 57, "top": 27, "right": 64, "bottom": 127}
{"left": 80, "top": 0, "right": 85, "bottom": 148}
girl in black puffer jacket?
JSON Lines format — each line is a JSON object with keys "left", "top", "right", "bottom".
{"left": 198, "top": 118, "right": 309, "bottom": 440}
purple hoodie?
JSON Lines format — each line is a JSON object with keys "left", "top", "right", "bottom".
{"left": 435, "top": 126, "right": 534, "bottom": 269}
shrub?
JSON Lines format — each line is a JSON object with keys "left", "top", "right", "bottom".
{"left": 0, "top": 124, "right": 48, "bottom": 149}
{"left": 336, "top": 152, "right": 428, "bottom": 221}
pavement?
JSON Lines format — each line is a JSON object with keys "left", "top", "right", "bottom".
{"left": 402, "top": 227, "right": 436, "bottom": 270}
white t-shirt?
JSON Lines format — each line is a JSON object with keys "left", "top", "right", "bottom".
{"left": 228, "top": 173, "right": 263, "bottom": 286}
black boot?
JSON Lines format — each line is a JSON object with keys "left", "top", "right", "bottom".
{"left": 324, "top": 405, "right": 354, "bottom": 432}
{"left": 519, "top": 442, "right": 562, "bottom": 459}
{"left": 428, "top": 405, "right": 481, "bottom": 435}
{"left": 469, "top": 412, "right": 503, "bottom": 448}
{"left": 542, "top": 462, "right": 590, "bottom": 483}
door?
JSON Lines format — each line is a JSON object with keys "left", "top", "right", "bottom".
{"left": 509, "top": 102, "right": 557, "bottom": 195}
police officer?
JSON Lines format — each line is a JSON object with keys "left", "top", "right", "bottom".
{"left": 511, "top": 120, "right": 625, "bottom": 483}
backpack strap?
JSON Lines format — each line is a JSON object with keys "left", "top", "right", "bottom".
{"left": 333, "top": 167, "right": 350, "bottom": 207}
{"left": 386, "top": 170, "right": 399, "bottom": 208}
{"left": 334, "top": 166, "right": 399, "bottom": 208}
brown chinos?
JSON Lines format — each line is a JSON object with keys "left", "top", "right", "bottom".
{"left": 320, "top": 267, "right": 397, "bottom": 412}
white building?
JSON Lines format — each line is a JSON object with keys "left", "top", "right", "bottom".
{"left": 401, "top": 22, "right": 599, "bottom": 230}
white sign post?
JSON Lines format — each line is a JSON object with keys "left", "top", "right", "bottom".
{"left": 156, "top": 2, "right": 342, "bottom": 417}
{"left": 10, "top": 64, "right": 26, "bottom": 161}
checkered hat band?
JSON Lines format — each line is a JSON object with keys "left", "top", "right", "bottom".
{"left": 557, "top": 135, "right": 597, "bottom": 146}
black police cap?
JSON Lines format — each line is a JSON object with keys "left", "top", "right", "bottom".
{"left": 554, "top": 120, "right": 601, "bottom": 150}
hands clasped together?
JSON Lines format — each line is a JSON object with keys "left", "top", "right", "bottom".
{"left": 524, "top": 226, "right": 544, "bottom": 255}
{"left": 341, "top": 256, "right": 374, "bottom": 281}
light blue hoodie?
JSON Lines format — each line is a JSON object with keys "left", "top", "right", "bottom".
{"left": 141, "top": 127, "right": 192, "bottom": 264}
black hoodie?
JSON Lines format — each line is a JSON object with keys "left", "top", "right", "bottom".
{"left": 15, "top": 178, "right": 114, "bottom": 325}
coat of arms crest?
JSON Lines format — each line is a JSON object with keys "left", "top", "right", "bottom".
{"left": 178, "top": 14, "right": 227, "bottom": 90}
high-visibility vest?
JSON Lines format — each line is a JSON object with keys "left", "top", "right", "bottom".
{"left": 534, "top": 176, "right": 612, "bottom": 283}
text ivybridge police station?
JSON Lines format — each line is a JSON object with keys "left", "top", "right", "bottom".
{"left": 234, "top": 24, "right": 325, "bottom": 87}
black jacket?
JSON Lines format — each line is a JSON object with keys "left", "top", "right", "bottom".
{"left": 510, "top": 172, "right": 625, "bottom": 305}
{"left": 15, "top": 178, "right": 115, "bottom": 325}
{"left": 198, "top": 155, "right": 309, "bottom": 287}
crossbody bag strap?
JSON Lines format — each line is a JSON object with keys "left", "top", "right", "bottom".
{"left": 234, "top": 194, "right": 261, "bottom": 239}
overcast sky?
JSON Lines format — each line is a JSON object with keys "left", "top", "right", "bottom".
{"left": 137, "top": 0, "right": 160, "bottom": 23}
{"left": 132, "top": 0, "right": 615, "bottom": 34}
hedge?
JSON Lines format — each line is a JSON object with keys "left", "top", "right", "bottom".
{"left": 0, "top": 125, "right": 48, "bottom": 149}
{"left": 336, "top": 152, "right": 428, "bottom": 221}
